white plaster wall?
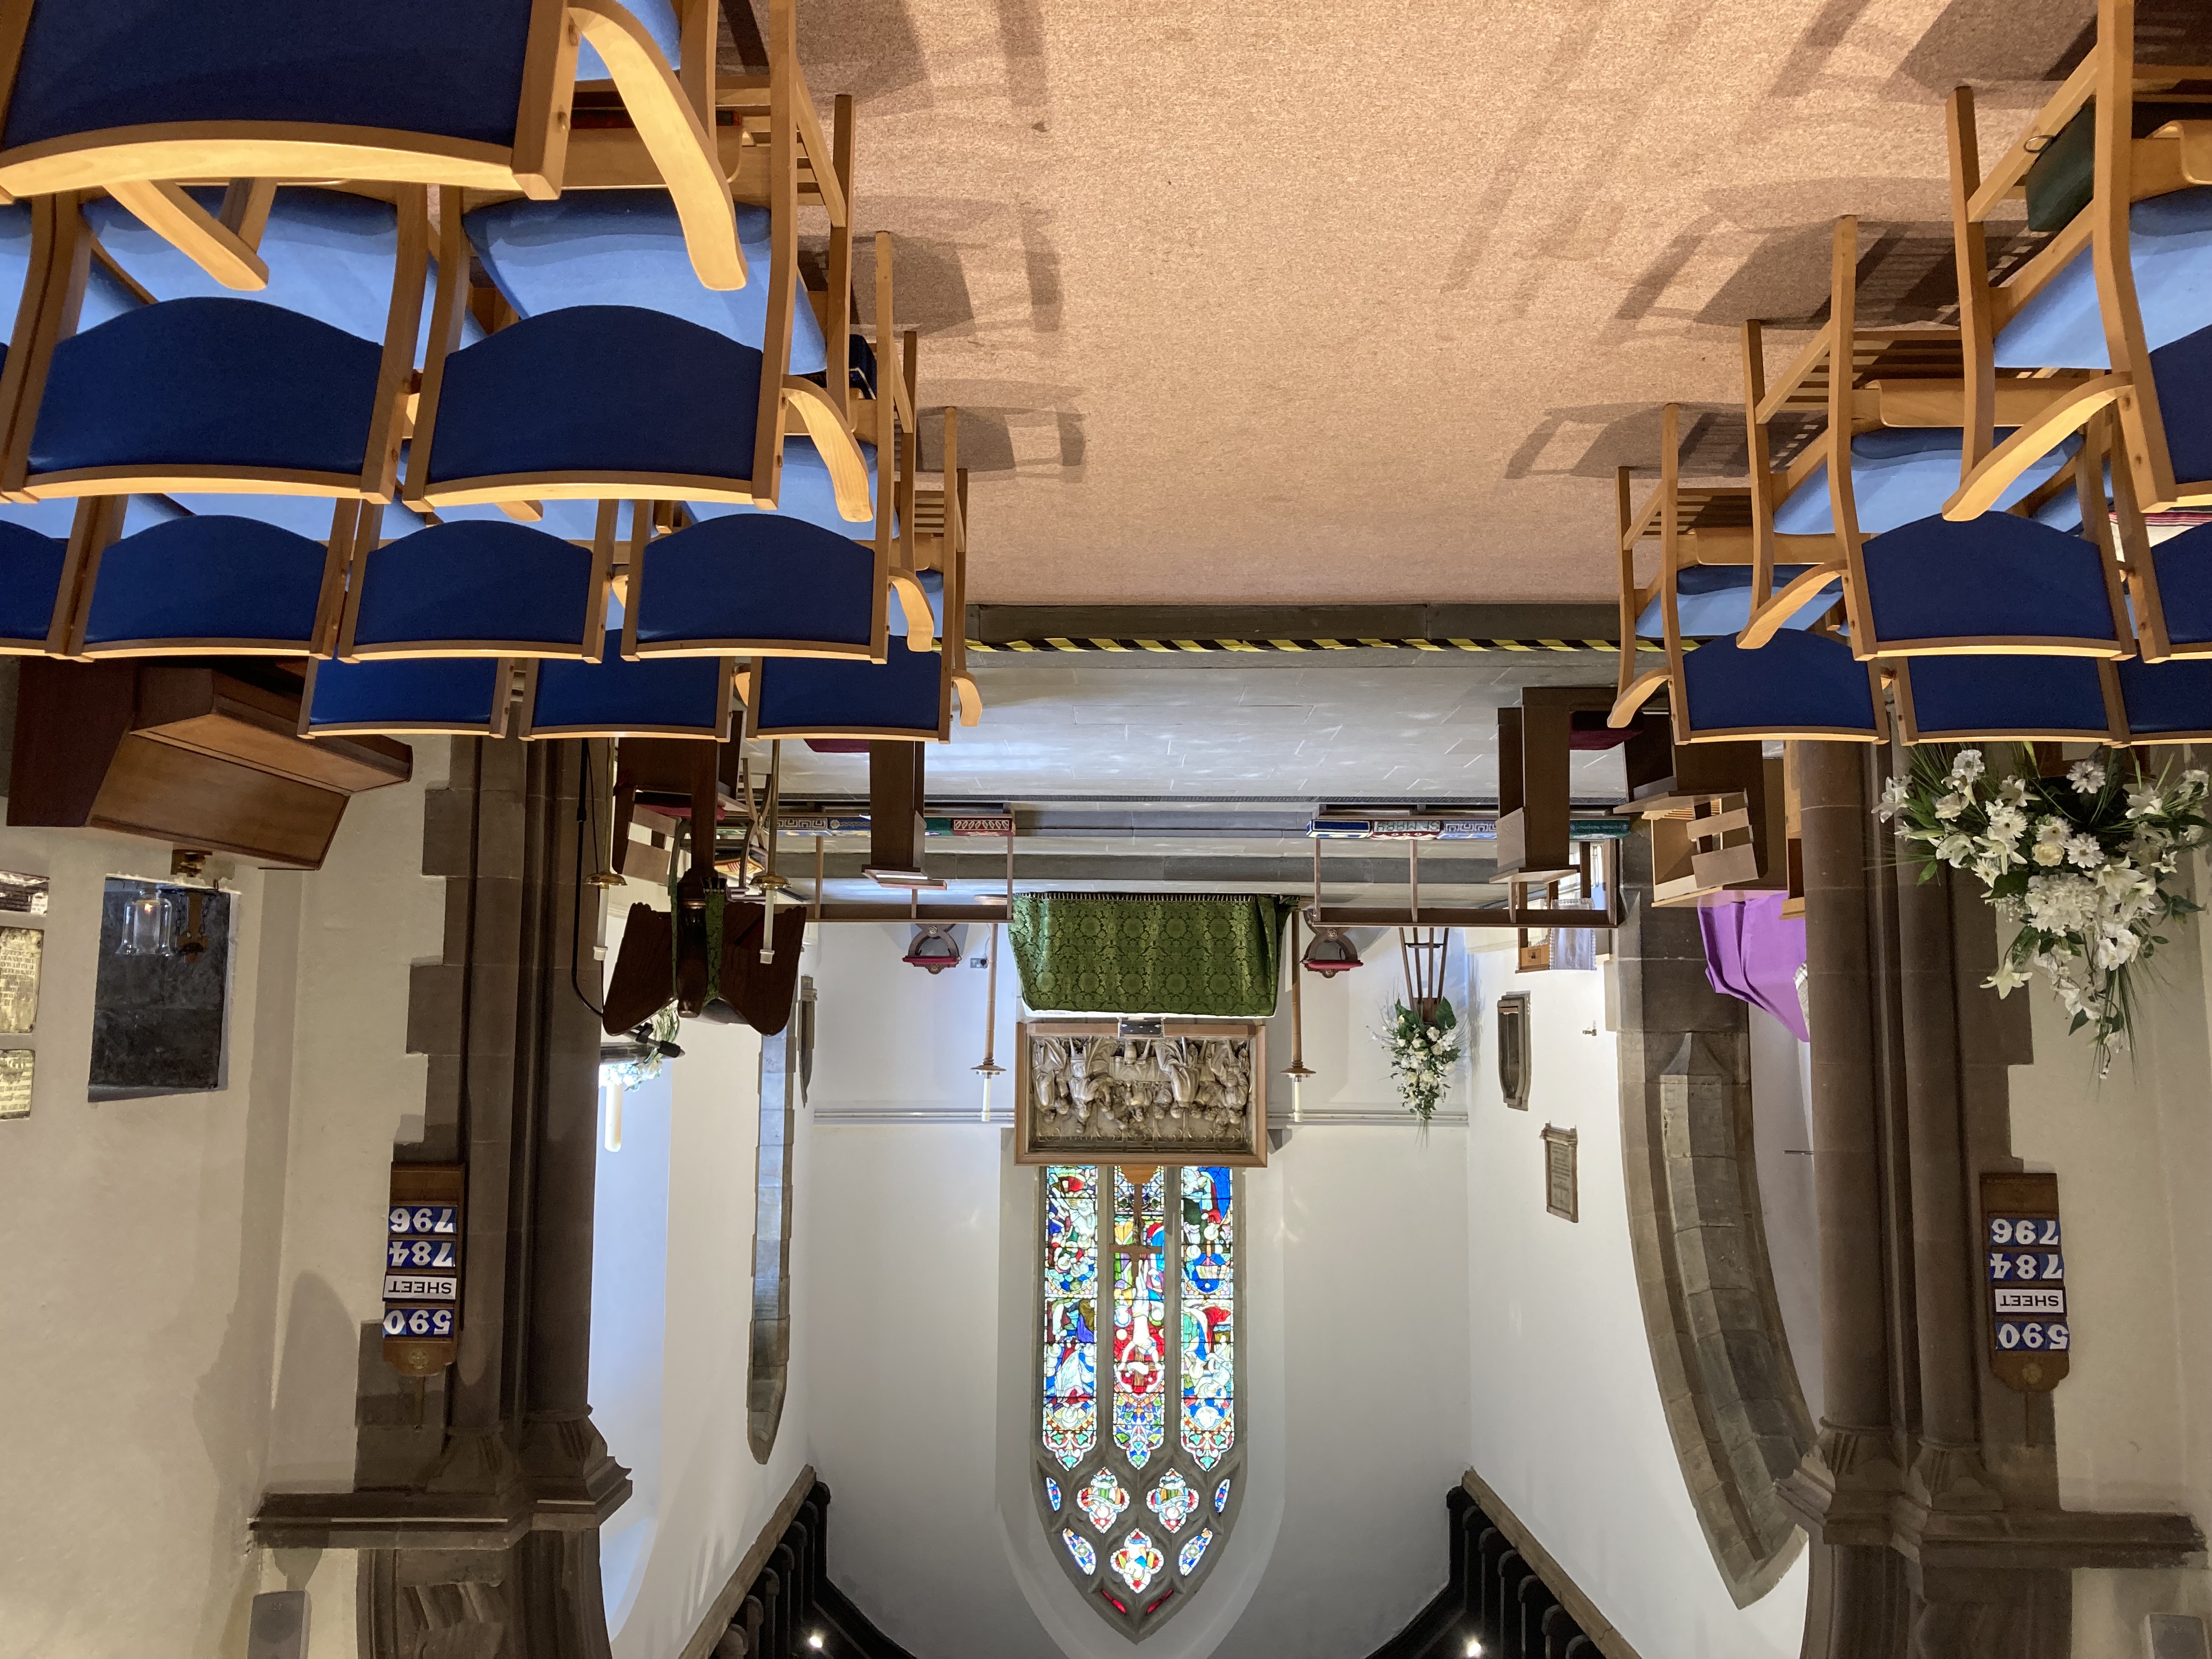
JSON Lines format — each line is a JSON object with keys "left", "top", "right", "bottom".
{"left": 1748, "top": 1009, "right": 1823, "bottom": 1427}
{"left": 0, "top": 742, "right": 447, "bottom": 1659}
{"left": 1463, "top": 949, "right": 1809, "bottom": 1659}
{"left": 2000, "top": 860, "right": 2212, "bottom": 1657}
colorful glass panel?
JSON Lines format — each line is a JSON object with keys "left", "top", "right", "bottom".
{"left": 1044, "top": 1475, "right": 1062, "bottom": 1511}
{"left": 1111, "top": 1528, "right": 1164, "bottom": 1595}
{"left": 1214, "top": 1477, "right": 1231, "bottom": 1513}
{"left": 1063, "top": 1528, "right": 1096, "bottom": 1574}
{"left": 1113, "top": 1169, "right": 1167, "bottom": 1468}
{"left": 1180, "top": 1165, "right": 1235, "bottom": 1468}
{"left": 1146, "top": 1470, "right": 1199, "bottom": 1533}
{"left": 1077, "top": 1467, "right": 1129, "bottom": 1533}
{"left": 1041, "top": 1165, "right": 1099, "bottom": 1469}
{"left": 1178, "top": 1526, "right": 1214, "bottom": 1576}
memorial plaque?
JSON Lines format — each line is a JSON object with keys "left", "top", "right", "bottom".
{"left": 1981, "top": 1171, "right": 2069, "bottom": 1392}
{"left": 0, "top": 927, "right": 40, "bottom": 1033}
{"left": 382, "top": 1166, "right": 465, "bottom": 1376}
{"left": 1543, "top": 1124, "right": 1578, "bottom": 1221}
{"left": 0, "top": 1049, "right": 30, "bottom": 1119}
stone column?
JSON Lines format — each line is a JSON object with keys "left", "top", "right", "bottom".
{"left": 1793, "top": 741, "right": 1900, "bottom": 1487}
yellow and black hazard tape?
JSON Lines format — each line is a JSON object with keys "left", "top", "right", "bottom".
{"left": 967, "top": 637, "right": 1671, "bottom": 654}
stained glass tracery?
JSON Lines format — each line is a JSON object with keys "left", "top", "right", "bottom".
{"left": 1040, "top": 1161, "right": 1238, "bottom": 1638}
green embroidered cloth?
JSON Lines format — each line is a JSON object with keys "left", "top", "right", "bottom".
{"left": 1008, "top": 894, "right": 1288, "bottom": 1017}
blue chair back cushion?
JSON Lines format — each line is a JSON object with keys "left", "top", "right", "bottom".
{"left": 1903, "top": 654, "right": 2112, "bottom": 738}
{"left": 351, "top": 520, "right": 594, "bottom": 653}
{"left": 3, "top": 0, "right": 532, "bottom": 151}
{"left": 32, "top": 298, "right": 382, "bottom": 477}
{"left": 425, "top": 307, "right": 763, "bottom": 486}
{"left": 2119, "top": 657, "right": 2212, "bottom": 737}
{"left": 1775, "top": 428, "right": 2079, "bottom": 535}
{"left": 1634, "top": 563, "right": 1837, "bottom": 639}
{"left": 1859, "top": 513, "right": 2119, "bottom": 649}
{"left": 81, "top": 515, "right": 325, "bottom": 648}
{"left": 309, "top": 655, "right": 505, "bottom": 731}
{"left": 635, "top": 515, "right": 876, "bottom": 651}
{"left": 1679, "top": 631, "right": 1878, "bottom": 737}
{"left": 466, "top": 195, "right": 827, "bottom": 373}
{"left": 1995, "top": 188, "right": 2212, "bottom": 369}
{"left": 2149, "top": 521, "right": 2212, "bottom": 647}
{"left": 752, "top": 636, "right": 945, "bottom": 736}
{"left": 2151, "top": 322, "right": 2212, "bottom": 485}
{"left": 532, "top": 630, "right": 724, "bottom": 733}
{"left": 0, "top": 520, "right": 63, "bottom": 644}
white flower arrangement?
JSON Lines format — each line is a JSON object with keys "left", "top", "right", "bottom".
{"left": 1382, "top": 999, "right": 1462, "bottom": 1125}
{"left": 1878, "top": 746, "right": 2208, "bottom": 1064}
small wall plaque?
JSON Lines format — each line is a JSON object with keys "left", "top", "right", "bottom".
{"left": 0, "top": 871, "right": 48, "bottom": 915}
{"left": 1497, "top": 993, "right": 1532, "bottom": 1109}
{"left": 0, "top": 1049, "right": 30, "bottom": 1119}
{"left": 1542, "top": 1124, "right": 1578, "bottom": 1221}
{"left": 0, "top": 926, "right": 40, "bottom": 1034}
{"left": 383, "top": 1165, "right": 465, "bottom": 1376}
{"left": 1980, "top": 1171, "right": 2068, "bottom": 1392}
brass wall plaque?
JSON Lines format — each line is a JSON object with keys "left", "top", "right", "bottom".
{"left": 1497, "top": 993, "right": 1532, "bottom": 1109}
{"left": 1015, "top": 1019, "right": 1267, "bottom": 1166}
{"left": 1543, "top": 1124, "right": 1578, "bottom": 1221}
{"left": 0, "top": 871, "right": 48, "bottom": 915}
{"left": 0, "top": 927, "right": 41, "bottom": 1034}
{"left": 0, "top": 1049, "right": 30, "bottom": 1119}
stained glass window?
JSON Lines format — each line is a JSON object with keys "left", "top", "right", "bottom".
{"left": 1038, "top": 1163, "right": 1240, "bottom": 1640}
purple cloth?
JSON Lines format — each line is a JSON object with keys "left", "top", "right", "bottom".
{"left": 1697, "top": 893, "right": 1809, "bottom": 1040}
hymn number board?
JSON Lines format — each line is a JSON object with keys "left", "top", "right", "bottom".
{"left": 1980, "top": 1172, "right": 2069, "bottom": 1392}
{"left": 382, "top": 1165, "right": 464, "bottom": 1377}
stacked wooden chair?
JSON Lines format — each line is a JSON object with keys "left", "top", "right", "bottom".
{"left": 0, "top": 0, "right": 979, "bottom": 756}
{"left": 1609, "top": 0, "right": 2212, "bottom": 750}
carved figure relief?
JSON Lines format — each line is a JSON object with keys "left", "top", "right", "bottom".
{"left": 1015, "top": 1021, "right": 1267, "bottom": 1165}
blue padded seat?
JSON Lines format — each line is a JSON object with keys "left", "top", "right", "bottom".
{"left": 751, "top": 635, "right": 946, "bottom": 738}
{"left": 306, "top": 656, "right": 509, "bottom": 736}
{"left": 421, "top": 306, "right": 762, "bottom": 489}
{"left": 527, "top": 629, "right": 727, "bottom": 737}
{"left": 1775, "top": 428, "right": 2080, "bottom": 535}
{"left": 1634, "top": 563, "right": 1838, "bottom": 638}
{"left": 2146, "top": 521, "right": 2212, "bottom": 650}
{"left": 2118, "top": 657, "right": 2212, "bottom": 740}
{"left": 1897, "top": 654, "right": 2117, "bottom": 741}
{"left": 1858, "top": 512, "right": 2123, "bottom": 654}
{"left": 1996, "top": 188, "right": 2212, "bottom": 369}
{"left": 30, "top": 297, "right": 382, "bottom": 478}
{"left": 78, "top": 515, "right": 329, "bottom": 654}
{"left": 1, "top": 1, "right": 534, "bottom": 152}
{"left": 575, "top": 0, "right": 681, "bottom": 83}
{"left": 1677, "top": 631, "right": 1880, "bottom": 740}
{"left": 347, "top": 520, "right": 600, "bottom": 659}
{"left": 688, "top": 439, "right": 881, "bottom": 535}
{"left": 631, "top": 513, "right": 877, "bottom": 657}
{"left": 83, "top": 187, "right": 482, "bottom": 361}
{"left": 465, "top": 195, "right": 826, "bottom": 372}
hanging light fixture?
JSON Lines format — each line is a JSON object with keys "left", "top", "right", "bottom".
{"left": 973, "top": 921, "right": 1005, "bottom": 1122}
{"left": 1280, "top": 909, "right": 1316, "bottom": 1122}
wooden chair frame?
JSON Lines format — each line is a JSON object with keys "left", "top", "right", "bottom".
{"left": 297, "top": 656, "right": 517, "bottom": 739}
{"left": 1946, "top": 0, "right": 2212, "bottom": 519}
{"left": 1736, "top": 217, "right": 2132, "bottom": 661}
{"left": 0, "top": 0, "right": 744, "bottom": 294}
{"left": 405, "top": 5, "right": 866, "bottom": 521}
{"left": 1609, "top": 402, "right": 1846, "bottom": 725}
{"left": 333, "top": 501, "right": 612, "bottom": 663}
{"left": 516, "top": 651, "right": 736, "bottom": 740}
{"left": 743, "top": 405, "right": 971, "bottom": 744}
{"left": 1893, "top": 657, "right": 2128, "bottom": 745}
{"left": 0, "top": 187, "right": 428, "bottom": 504}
